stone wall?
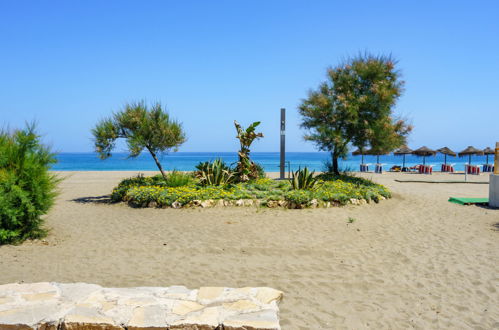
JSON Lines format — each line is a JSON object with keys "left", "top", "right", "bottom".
{"left": 0, "top": 282, "right": 283, "bottom": 330}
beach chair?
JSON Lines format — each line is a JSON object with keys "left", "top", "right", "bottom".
{"left": 465, "top": 164, "right": 481, "bottom": 175}
{"left": 360, "top": 164, "right": 369, "bottom": 172}
{"left": 483, "top": 164, "right": 494, "bottom": 172}
{"left": 441, "top": 163, "right": 455, "bottom": 172}
{"left": 375, "top": 163, "right": 383, "bottom": 174}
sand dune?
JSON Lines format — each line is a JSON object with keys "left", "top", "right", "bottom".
{"left": 0, "top": 171, "right": 497, "bottom": 329}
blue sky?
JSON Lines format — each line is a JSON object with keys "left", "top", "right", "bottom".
{"left": 1, "top": 0, "right": 498, "bottom": 153}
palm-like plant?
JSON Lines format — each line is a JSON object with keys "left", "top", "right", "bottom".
{"left": 234, "top": 120, "right": 263, "bottom": 182}
{"left": 291, "top": 167, "right": 318, "bottom": 190}
{"left": 195, "top": 159, "right": 235, "bottom": 186}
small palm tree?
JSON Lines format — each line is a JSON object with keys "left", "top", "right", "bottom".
{"left": 234, "top": 120, "right": 263, "bottom": 182}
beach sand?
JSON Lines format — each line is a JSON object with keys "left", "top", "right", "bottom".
{"left": 0, "top": 171, "right": 497, "bottom": 329}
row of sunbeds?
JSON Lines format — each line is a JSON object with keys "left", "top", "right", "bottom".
{"left": 359, "top": 163, "right": 495, "bottom": 175}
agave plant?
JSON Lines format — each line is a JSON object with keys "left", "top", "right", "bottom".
{"left": 291, "top": 167, "right": 318, "bottom": 190}
{"left": 195, "top": 159, "right": 235, "bottom": 186}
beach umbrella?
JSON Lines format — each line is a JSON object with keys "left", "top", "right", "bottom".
{"left": 483, "top": 147, "right": 494, "bottom": 164}
{"left": 412, "top": 146, "right": 436, "bottom": 165}
{"left": 394, "top": 146, "right": 413, "bottom": 168}
{"left": 458, "top": 146, "right": 484, "bottom": 165}
{"left": 437, "top": 147, "right": 456, "bottom": 165}
{"left": 352, "top": 148, "right": 368, "bottom": 164}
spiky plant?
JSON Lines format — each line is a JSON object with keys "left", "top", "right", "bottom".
{"left": 291, "top": 167, "right": 318, "bottom": 190}
{"left": 195, "top": 159, "right": 235, "bottom": 186}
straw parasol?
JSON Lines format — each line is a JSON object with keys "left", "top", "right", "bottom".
{"left": 458, "top": 146, "right": 484, "bottom": 165}
{"left": 412, "top": 146, "right": 436, "bottom": 165}
{"left": 394, "top": 146, "right": 413, "bottom": 168}
{"left": 352, "top": 148, "right": 368, "bottom": 164}
{"left": 437, "top": 147, "right": 456, "bottom": 165}
{"left": 483, "top": 147, "right": 494, "bottom": 164}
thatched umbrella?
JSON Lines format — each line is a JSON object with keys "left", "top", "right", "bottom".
{"left": 394, "top": 146, "right": 413, "bottom": 168}
{"left": 483, "top": 147, "right": 494, "bottom": 164}
{"left": 437, "top": 147, "right": 456, "bottom": 165}
{"left": 352, "top": 148, "right": 368, "bottom": 164}
{"left": 458, "top": 146, "right": 484, "bottom": 165}
{"left": 412, "top": 146, "right": 436, "bottom": 165}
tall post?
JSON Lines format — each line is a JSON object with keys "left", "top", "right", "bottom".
{"left": 280, "top": 108, "right": 286, "bottom": 179}
{"left": 495, "top": 142, "right": 499, "bottom": 175}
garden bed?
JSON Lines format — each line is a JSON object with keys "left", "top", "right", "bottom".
{"left": 111, "top": 175, "right": 391, "bottom": 209}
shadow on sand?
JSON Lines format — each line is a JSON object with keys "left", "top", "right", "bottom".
{"left": 71, "top": 195, "right": 113, "bottom": 204}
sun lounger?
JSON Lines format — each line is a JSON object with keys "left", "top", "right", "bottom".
{"left": 465, "top": 164, "right": 480, "bottom": 175}
{"left": 375, "top": 163, "right": 383, "bottom": 174}
{"left": 360, "top": 164, "right": 369, "bottom": 172}
{"left": 441, "top": 163, "right": 455, "bottom": 172}
{"left": 418, "top": 164, "right": 433, "bottom": 174}
{"left": 483, "top": 164, "right": 494, "bottom": 172}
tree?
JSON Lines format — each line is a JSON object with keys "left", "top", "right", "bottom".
{"left": 0, "top": 123, "right": 60, "bottom": 244}
{"left": 92, "top": 101, "right": 186, "bottom": 180}
{"left": 299, "top": 53, "right": 412, "bottom": 174}
{"left": 234, "top": 120, "right": 263, "bottom": 182}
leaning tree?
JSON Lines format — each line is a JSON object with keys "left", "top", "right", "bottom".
{"left": 92, "top": 101, "right": 186, "bottom": 180}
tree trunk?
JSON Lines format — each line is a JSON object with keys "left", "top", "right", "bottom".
{"left": 147, "top": 147, "right": 167, "bottom": 180}
{"left": 331, "top": 152, "right": 340, "bottom": 175}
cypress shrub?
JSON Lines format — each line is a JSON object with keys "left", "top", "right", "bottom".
{"left": 0, "top": 124, "right": 60, "bottom": 244}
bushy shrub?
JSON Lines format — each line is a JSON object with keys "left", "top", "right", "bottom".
{"left": 291, "top": 167, "right": 318, "bottom": 190}
{"left": 0, "top": 124, "right": 60, "bottom": 244}
{"left": 164, "top": 170, "right": 195, "bottom": 187}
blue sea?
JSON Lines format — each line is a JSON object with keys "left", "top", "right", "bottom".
{"left": 52, "top": 152, "right": 493, "bottom": 172}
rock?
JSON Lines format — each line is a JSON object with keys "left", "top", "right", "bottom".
{"left": 223, "top": 309, "right": 280, "bottom": 330}
{"left": 277, "top": 200, "right": 288, "bottom": 208}
{"left": 171, "top": 201, "right": 182, "bottom": 209}
{"left": 379, "top": 196, "right": 386, "bottom": 200}
{"left": 127, "top": 306, "right": 167, "bottom": 329}
{"left": 148, "top": 201, "right": 158, "bottom": 208}
{"left": 215, "top": 200, "right": 225, "bottom": 207}
{"left": 235, "top": 199, "right": 244, "bottom": 207}
{"left": 309, "top": 199, "right": 318, "bottom": 208}
{"left": 170, "top": 306, "right": 220, "bottom": 330}
{"left": 267, "top": 200, "right": 279, "bottom": 208}
{"left": 255, "top": 288, "right": 283, "bottom": 305}
{"left": 253, "top": 199, "right": 261, "bottom": 207}
{"left": 325, "top": 202, "right": 331, "bottom": 208}
{"left": 192, "top": 200, "right": 202, "bottom": 207}
{"left": 359, "top": 199, "right": 367, "bottom": 205}
{"left": 197, "top": 287, "right": 224, "bottom": 305}
{"left": 200, "top": 200, "right": 214, "bottom": 208}
{"left": 172, "top": 301, "right": 205, "bottom": 316}
{"left": 349, "top": 198, "right": 359, "bottom": 205}
{"left": 243, "top": 199, "right": 254, "bottom": 206}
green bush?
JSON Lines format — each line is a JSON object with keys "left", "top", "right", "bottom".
{"left": 195, "top": 159, "right": 235, "bottom": 186}
{"left": 0, "top": 124, "right": 60, "bottom": 244}
{"left": 164, "top": 170, "right": 195, "bottom": 187}
{"left": 291, "top": 167, "right": 318, "bottom": 190}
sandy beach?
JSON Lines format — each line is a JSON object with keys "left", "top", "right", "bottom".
{"left": 0, "top": 171, "right": 497, "bottom": 329}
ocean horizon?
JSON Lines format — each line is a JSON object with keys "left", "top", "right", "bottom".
{"left": 51, "top": 152, "right": 493, "bottom": 172}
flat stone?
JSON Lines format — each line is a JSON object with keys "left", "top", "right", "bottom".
{"left": 172, "top": 301, "right": 205, "bottom": 316}
{"left": 197, "top": 287, "right": 224, "bottom": 305}
{"left": 127, "top": 306, "right": 167, "bottom": 329}
{"left": 223, "top": 300, "right": 259, "bottom": 313}
{"left": 170, "top": 306, "right": 220, "bottom": 329}
{"left": 223, "top": 309, "right": 280, "bottom": 330}
{"left": 255, "top": 288, "right": 283, "bottom": 305}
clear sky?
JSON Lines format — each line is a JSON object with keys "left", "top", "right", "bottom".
{"left": 1, "top": 0, "right": 498, "bottom": 153}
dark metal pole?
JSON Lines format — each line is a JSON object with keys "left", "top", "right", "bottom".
{"left": 280, "top": 108, "right": 286, "bottom": 179}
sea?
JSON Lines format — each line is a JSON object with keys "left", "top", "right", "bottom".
{"left": 52, "top": 152, "right": 493, "bottom": 173}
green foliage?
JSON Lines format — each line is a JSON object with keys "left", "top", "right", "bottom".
{"left": 195, "top": 159, "right": 235, "bottom": 186}
{"left": 164, "top": 170, "right": 195, "bottom": 187}
{"left": 234, "top": 121, "right": 264, "bottom": 182}
{"left": 299, "top": 53, "right": 412, "bottom": 174}
{"left": 112, "top": 175, "right": 390, "bottom": 209}
{"left": 291, "top": 167, "right": 318, "bottom": 190}
{"left": 92, "top": 101, "right": 186, "bottom": 180}
{"left": 0, "top": 124, "right": 60, "bottom": 244}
